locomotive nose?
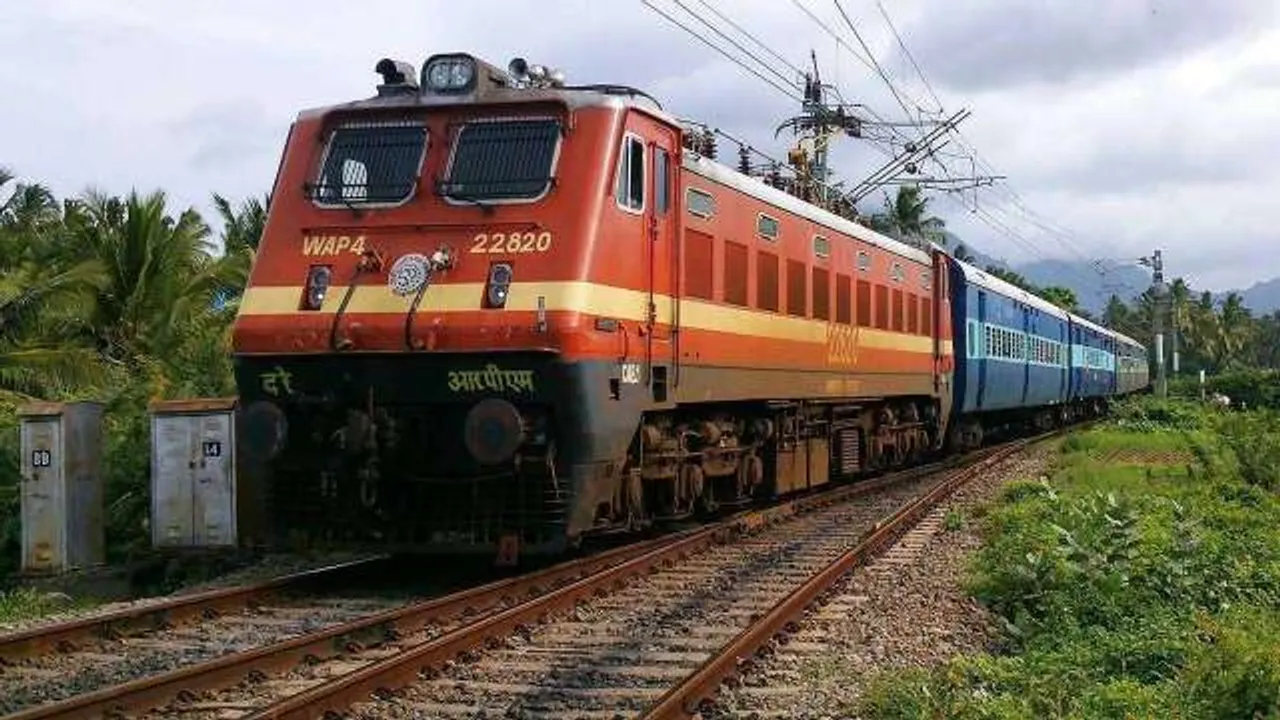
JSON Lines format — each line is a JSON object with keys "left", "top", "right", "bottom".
{"left": 463, "top": 398, "right": 526, "bottom": 466}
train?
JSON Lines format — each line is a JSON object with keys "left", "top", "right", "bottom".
{"left": 230, "top": 52, "right": 1149, "bottom": 562}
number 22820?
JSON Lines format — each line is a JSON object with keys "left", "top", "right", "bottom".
{"left": 469, "top": 231, "right": 553, "bottom": 255}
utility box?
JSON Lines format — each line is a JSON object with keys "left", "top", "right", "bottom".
{"left": 149, "top": 398, "right": 239, "bottom": 549}
{"left": 18, "top": 401, "right": 105, "bottom": 574}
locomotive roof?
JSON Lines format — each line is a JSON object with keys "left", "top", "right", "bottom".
{"left": 684, "top": 154, "right": 934, "bottom": 265}
{"left": 297, "top": 83, "right": 676, "bottom": 124}
{"left": 953, "top": 259, "right": 1071, "bottom": 321}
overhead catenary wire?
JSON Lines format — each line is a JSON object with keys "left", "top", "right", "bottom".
{"left": 640, "top": 0, "right": 804, "bottom": 103}
{"left": 640, "top": 0, "right": 1120, "bottom": 299}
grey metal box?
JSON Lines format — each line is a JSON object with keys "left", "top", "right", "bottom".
{"left": 18, "top": 401, "right": 105, "bottom": 574}
{"left": 149, "top": 398, "right": 238, "bottom": 548}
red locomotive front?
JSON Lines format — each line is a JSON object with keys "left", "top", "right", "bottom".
{"left": 233, "top": 52, "right": 952, "bottom": 561}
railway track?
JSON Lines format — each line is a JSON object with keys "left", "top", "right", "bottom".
{"left": 0, "top": 557, "right": 397, "bottom": 716}
{"left": 0, "top": 432, "right": 1055, "bottom": 720}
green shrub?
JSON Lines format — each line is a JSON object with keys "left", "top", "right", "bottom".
{"left": 860, "top": 412, "right": 1280, "bottom": 719}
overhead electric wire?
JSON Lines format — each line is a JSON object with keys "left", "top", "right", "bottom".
{"left": 642, "top": 0, "right": 1120, "bottom": 297}
{"left": 670, "top": 0, "right": 801, "bottom": 92}
{"left": 874, "top": 0, "right": 945, "bottom": 116}
{"left": 691, "top": 0, "right": 806, "bottom": 79}
{"left": 830, "top": 0, "right": 918, "bottom": 123}
{"left": 640, "top": 0, "right": 804, "bottom": 103}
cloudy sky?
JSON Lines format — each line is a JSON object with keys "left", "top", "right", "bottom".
{"left": 2, "top": 0, "right": 1277, "bottom": 293}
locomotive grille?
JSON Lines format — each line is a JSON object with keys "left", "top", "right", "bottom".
{"left": 442, "top": 118, "right": 562, "bottom": 200}
{"left": 835, "top": 426, "right": 862, "bottom": 475}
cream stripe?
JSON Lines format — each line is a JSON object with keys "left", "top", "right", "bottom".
{"left": 239, "top": 282, "right": 951, "bottom": 354}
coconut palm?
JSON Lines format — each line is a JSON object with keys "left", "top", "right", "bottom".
{"left": 867, "top": 186, "right": 946, "bottom": 249}
{"left": 0, "top": 170, "right": 108, "bottom": 395}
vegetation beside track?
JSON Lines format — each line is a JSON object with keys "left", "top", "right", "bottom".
{"left": 859, "top": 396, "right": 1280, "bottom": 719}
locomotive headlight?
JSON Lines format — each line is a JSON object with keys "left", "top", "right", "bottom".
{"left": 485, "top": 262, "right": 513, "bottom": 308}
{"left": 302, "top": 265, "right": 332, "bottom": 310}
{"left": 422, "top": 54, "right": 476, "bottom": 93}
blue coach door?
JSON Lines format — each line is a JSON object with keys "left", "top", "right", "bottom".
{"left": 1022, "top": 306, "right": 1032, "bottom": 406}
{"left": 976, "top": 290, "right": 987, "bottom": 409}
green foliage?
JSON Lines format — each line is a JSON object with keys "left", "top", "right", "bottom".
{"left": 1, "top": 166, "right": 257, "bottom": 581}
{"left": 858, "top": 399, "right": 1280, "bottom": 719}
{"left": 1107, "top": 395, "right": 1209, "bottom": 432}
{"left": 0, "top": 586, "right": 94, "bottom": 623}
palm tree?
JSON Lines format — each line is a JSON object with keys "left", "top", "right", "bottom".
{"left": 867, "top": 186, "right": 946, "bottom": 249}
{"left": 0, "top": 169, "right": 108, "bottom": 395}
{"left": 66, "top": 189, "right": 217, "bottom": 370}
{"left": 209, "top": 193, "right": 268, "bottom": 308}
{"left": 1038, "top": 285, "right": 1079, "bottom": 312}
{"left": 1215, "top": 292, "right": 1253, "bottom": 370}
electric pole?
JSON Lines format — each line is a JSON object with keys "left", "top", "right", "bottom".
{"left": 1140, "top": 250, "right": 1169, "bottom": 398}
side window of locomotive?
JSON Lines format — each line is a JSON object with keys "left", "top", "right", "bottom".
{"left": 615, "top": 134, "right": 645, "bottom": 212}
{"left": 444, "top": 117, "right": 562, "bottom": 202}
{"left": 654, "top": 147, "right": 670, "bottom": 214}
{"left": 312, "top": 121, "right": 427, "bottom": 206}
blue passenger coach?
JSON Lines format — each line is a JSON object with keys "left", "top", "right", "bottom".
{"left": 1068, "top": 314, "right": 1116, "bottom": 402}
{"left": 945, "top": 257, "right": 1071, "bottom": 447}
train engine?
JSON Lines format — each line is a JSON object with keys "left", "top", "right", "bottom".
{"left": 233, "top": 51, "right": 951, "bottom": 560}
{"left": 233, "top": 53, "right": 686, "bottom": 557}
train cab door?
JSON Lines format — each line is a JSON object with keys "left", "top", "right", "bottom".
{"left": 645, "top": 125, "right": 680, "bottom": 404}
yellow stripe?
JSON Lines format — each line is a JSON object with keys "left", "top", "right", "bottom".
{"left": 239, "top": 282, "right": 947, "bottom": 354}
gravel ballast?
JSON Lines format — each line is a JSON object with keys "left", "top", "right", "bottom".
{"left": 712, "top": 444, "right": 1056, "bottom": 718}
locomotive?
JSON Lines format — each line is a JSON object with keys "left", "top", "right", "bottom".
{"left": 231, "top": 52, "right": 1149, "bottom": 561}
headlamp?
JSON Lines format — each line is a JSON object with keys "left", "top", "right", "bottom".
{"left": 422, "top": 54, "right": 477, "bottom": 93}
{"left": 302, "top": 265, "right": 332, "bottom": 310}
{"left": 486, "top": 262, "right": 513, "bottom": 308}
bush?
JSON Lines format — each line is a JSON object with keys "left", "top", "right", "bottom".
{"left": 860, "top": 413, "right": 1280, "bottom": 718}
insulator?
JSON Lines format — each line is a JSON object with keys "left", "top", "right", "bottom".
{"left": 738, "top": 145, "right": 751, "bottom": 174}
{"left": 702, "top": 128, "right": 717, "bottom": 159}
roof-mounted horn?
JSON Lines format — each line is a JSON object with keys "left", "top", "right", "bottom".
{"left": 375, "top": 58, "right": 419, "bottom": 96}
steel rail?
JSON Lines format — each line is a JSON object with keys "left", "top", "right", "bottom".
{"left": 230, "top": 460, "right": 960, "bottom": 720}
{"left": 0, "top": 555, "right": 386, "bottom": 663}
{"left": 0, "top": 530, "right": 698, "bottom": 720}
{"left": 637, "top": 431, "right": 1059, "bottom": 719}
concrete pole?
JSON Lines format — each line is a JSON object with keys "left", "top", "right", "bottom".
{"left": 1150, "top": 250, "right": 1169, "bottom": 399}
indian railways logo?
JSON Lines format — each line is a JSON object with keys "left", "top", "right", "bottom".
{"left": 826, "top": 324, "right": 860, "bottom": 367}
{"left": 303, "top": 234, "right": 367, "bottom": 256}
{"left": 448, "top": 364, "right": 536, "bottom": 394}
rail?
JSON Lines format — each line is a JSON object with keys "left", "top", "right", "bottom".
{"left": 0, "top": 555, "right": 386, "bottom": 663}
{"left": 637, "top": 431, "right": 1057, "bottom": 719}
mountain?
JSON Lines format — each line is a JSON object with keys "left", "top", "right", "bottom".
{"left": 947, "top": 237, "right": 1149, "bottom": 316}
{"left": 942, "top": 234, "right": 1279, "bottom": 316}
{"left": 1226, "top": 278, "right": 1280, "bottom": 314}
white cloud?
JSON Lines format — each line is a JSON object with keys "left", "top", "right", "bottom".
{"left": 0, "top": 0, "right": 1276, "bottom": 293}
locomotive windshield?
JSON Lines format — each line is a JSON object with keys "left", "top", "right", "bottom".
{"left": 441, "top": 118, "right": 562, "bottom": 202}
{"left": 311, "top": 121, "right": 427, "bottom": 206}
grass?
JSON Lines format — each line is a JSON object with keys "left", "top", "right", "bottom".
{"left": 856, "top": 397, "right": 1280, "bottom": 719}
{"left": 0, "top": 586, "right": 94, "bottom": 625}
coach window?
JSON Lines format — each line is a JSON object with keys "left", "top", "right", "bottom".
{"left": 615, "top": 134, "right": 645, "bottom": 212}
{"left": 686, "top": 188, "right": 714, "bottom": 218}
{"left": 857, "top": 251, "right": 871, "bottom": 272}
{"left": 758, "top": 213, "right": 780, "bottom": 242}
{"left": 813, "top": 235, "right": 831, "bottom": 258}
{"left": 654, "top": 147, "right": 670, "bottom": 214}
